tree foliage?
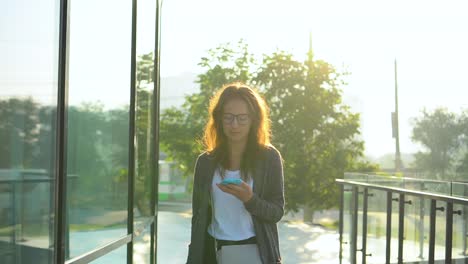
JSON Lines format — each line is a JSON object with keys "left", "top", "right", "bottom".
{"left": 252, "top": 51, "right": 366, "bottom": 211}
{"left": 160, "top": 41, "right": 369, "bottom": 211}
{"left": 411, "top": 108, "right": 462, "bottom": 178}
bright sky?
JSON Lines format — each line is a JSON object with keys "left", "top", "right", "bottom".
{"left": 160, "top": 0, "right": 468, "bottom": 158}
{"left": 2, "top": 0, "right": 468, "bottom": 159}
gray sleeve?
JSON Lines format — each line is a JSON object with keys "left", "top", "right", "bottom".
{"left": 187, "top": 155, "right": 203, "bottom": 263}
{"left": 190, "top": 155, "right": 203, "bottom": 225}
{"left": 244, "top": 148, "right": 285, "bottom": 223}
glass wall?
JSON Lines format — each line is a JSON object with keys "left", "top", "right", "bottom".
{"left": 133, "top": 0, "right": 158, "bottom": 263}
{"left": 1, "top": 0, "right": 160, "bottom": 263}
{"left": 66, "top": 0, "right": 132, "bottom": 259}
{"left": 0, "top": 0, "right": 59, "bottom": 263}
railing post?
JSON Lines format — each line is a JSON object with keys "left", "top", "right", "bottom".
{"left": 428, "top": 199, "right": 438, "bottom": 264}
{"left": 386, "top": 191, "right": 392, "bottom": 264}
{"left": 361, "top": 188, "right": 369, "bottom": 264}
{"left": 398, "top": 193, "right": 405, "bottom": 264}
{"left": 336, "top": 177, "right": 468, "bottom": 264}
{"left": 339, "top": 184, "right": 344, "bottom": 264}
{"left": 446, "top": 202, "right": 453, "bottom": 263}
{"left": 351, "top": 186, "right": 358, "bottom": 264}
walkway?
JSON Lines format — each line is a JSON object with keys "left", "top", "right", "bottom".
{"left": 157, "top": 202, "right": 341, "bottom": 263}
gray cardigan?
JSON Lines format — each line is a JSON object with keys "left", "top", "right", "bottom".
{"left": 186, "top": 145, "right": 285, "bottom": 264}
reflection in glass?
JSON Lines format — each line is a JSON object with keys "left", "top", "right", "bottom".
{"left": 134, "top": 50, "right": 156, "bottom": 224}
{"left": 133, "top": 3, "right": 157, "bottom": 256}
{"left": 0, "top": 0, "right": 59, "bottom": 263}
{"left": 133, "top": 224, "right": 152, "bottom": 264}
{"left": 66, "top": 0, "right": 132, "bottom": 258}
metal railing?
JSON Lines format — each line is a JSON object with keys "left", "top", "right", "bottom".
{"left": 337, "top": 173, "right": 468, "bottom": 264}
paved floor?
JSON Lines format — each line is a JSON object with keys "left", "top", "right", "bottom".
{"left": 63, "top": 202, "right": 341, "bottom": 263}
{"left": 157, "top": 202, "right": 341, "bottom": 264}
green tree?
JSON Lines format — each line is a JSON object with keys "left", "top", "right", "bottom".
{"left": 411, "top": 108, "right": 462, "bottom": 179}
{"left": 254, "top": 50, "right": 366, "bottom": 217}
{"left": 160, "top": 41, "right": 371, "bottom": 216}
{"left": 0, "top": 97, "right": 40, "bottom": 168}
{"left": 133, "top": 52, "right": 157, "bottom": 216}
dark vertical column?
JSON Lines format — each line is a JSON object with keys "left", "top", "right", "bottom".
{"left": 55, "top": 0, "right": 70, "bottom": 262}
{"left": 429, "top": 200, "right": 436, "bottom": 264}
{"left": 339, "top": 184, "right": 344, "bottom": 264}
{"left": 398, "top": 193, "right": 405, "bottom": 264}
{"left": 351, "top": 186, "right": 358, "bottom": 264}
{"left": 12, "top": 182, "right": 17, "bottom": 263}
{"left": 361, "top": 188, "right": 368, "bottom": 264}
{"left": 127, "top": 0, "right": 138, "bottom": 263}
{"left": 386, "top": 191, "right": 392, "bottom": 264}
{"left": 446, "top": 202, "right": 453, "bottom": 263}
{"left": 151, "top": 0, "right": 161, "bottom": 263}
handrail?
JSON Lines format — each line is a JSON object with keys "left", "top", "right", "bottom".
{"left": 336, "top": 178, "right": 468, "bottom": 205}
{"left": 343, "top": 172, "right": 454, "bottom": 184}
{"left": 337, "top": 177, "right": 468, "bottom": 264}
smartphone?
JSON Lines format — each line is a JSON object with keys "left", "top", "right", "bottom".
{"left": 220, "top": 178, "right": 242, "bottom": 185}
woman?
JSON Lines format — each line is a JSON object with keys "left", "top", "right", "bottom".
{"left": 186, "top": 82, "right": 284, "bottom": 264}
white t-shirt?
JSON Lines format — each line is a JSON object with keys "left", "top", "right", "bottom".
{"left": 207, "top": 169, "right": 255, "bottom": 241}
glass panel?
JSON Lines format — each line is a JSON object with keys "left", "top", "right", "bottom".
{"left": 404, "top": 179, "right": 451, "bottom": 195}
{"left": 365, "top": 189, "right": 387, "bottom": 264}
{"left": 133, "top": 224, "right": 152, "bottom": 264}
{"left": 66, "top": 0, "right": 132, "bottom": 258}
{"left": 341, "top": 185, "right": 353, "bottom": 263}
{"left": 356, "top": 187, "right": 363, "bottom": 264}
{"left": 434, "top": 201, "right": 447, "bottom": 262}
{"left": 452, "top": 203, "right": 468, "bottom": 263}
{"left": 133, "top": 0, "right": 157, "bottom": 262}
{"left": 0, "top": 0, "right": 59, "bottom": 263}
{"left": 89, "top": 244, "right": 126, "bottom": 264}
{"left": 389, "top": 193, "right": 399, "bottom": 263}
{"left": 134, "top": 0, "right": 157, "bottom": 230}
{"left": 452, "top": 182, "right": 468, "bottom": 198}
{"left": 400, "top": 195, "right": 428, "bottom": 262}
{"left": 452, "top": 184, "right": 468, "bottom": 262}
{"left": 343, "top": 173, "right": 453, "bottom": 196}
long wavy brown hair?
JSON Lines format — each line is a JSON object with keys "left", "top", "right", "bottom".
{"left": 203, "top": 82, "right": 271, "bottom": 180}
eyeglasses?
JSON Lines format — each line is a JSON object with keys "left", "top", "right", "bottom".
{"left": 222, "top": 113, "right": 250, "bottom": 125}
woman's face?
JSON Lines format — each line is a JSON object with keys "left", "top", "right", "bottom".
{"left": 222, "top": 98, "right": 252, "bottom": 144}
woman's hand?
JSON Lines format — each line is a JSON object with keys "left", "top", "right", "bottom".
{"left": 216, "top": 181, "right": 253, "bottom": 203}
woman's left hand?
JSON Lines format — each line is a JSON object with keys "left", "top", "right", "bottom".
{"left": 216, "top": 181, "right": 253, "bottom": 202}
